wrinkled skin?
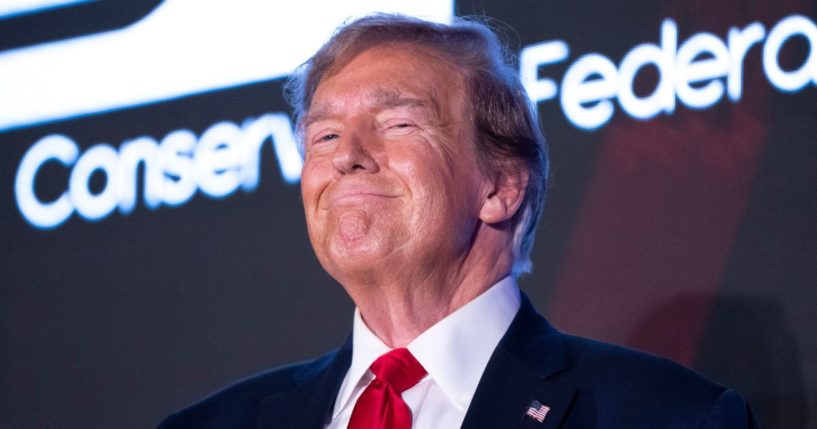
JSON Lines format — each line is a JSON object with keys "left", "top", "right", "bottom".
{"left": 300, "top": 45, "right": 524, "bottom": 346}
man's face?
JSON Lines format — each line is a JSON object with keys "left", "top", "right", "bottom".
{"left": 300, "top": 46, "right": 491, "bottom": 282}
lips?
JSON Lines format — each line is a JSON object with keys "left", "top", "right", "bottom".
{"left": 330, "top": 190, "right": 397, "bottom": 206}
{"left": 321, "top": 181, "right": 400, "bottom": 209}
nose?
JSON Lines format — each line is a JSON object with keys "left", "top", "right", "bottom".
{"left": 330, "top": 129, "right": 379, "bottom": 175}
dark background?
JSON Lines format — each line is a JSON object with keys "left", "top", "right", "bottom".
{"left": 1, "top": 1, "right": 815, "bottom": 428}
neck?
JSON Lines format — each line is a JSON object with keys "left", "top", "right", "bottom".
{"left": 343, "top": 245, "right": 514, "bottom": 348}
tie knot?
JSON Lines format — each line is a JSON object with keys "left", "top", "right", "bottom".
{"left": 369, "top": 348, "right": 427, "bottom": 393}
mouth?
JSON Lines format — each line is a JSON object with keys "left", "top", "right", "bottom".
{"left": 316, "top": 177, "right": 402, "bottom": 211}
{"left": 331, "top": 191, "right": 397, "bottom": 206}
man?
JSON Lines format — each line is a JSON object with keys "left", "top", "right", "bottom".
{"left": 160, "top": 14, "right": 758, "bottom": 428}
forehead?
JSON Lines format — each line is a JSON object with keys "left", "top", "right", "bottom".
{"left": 307, "top": 87, "right": 439, "bottom": 121}
{"left": 307, "top": 46, "right": 466, "bottom": 117}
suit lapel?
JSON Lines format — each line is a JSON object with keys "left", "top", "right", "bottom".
{"left": 255, "top": 337, "right": 352, "bottom": 429}
{"left": 461, "top": 295, "right": 578, "bottom": 429}
{"left": 254, "top": 295, "right": 581, "bottom": 429}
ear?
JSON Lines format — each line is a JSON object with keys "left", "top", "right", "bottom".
{"left": 478, "top": 167, "right": 528, "bottom": 225}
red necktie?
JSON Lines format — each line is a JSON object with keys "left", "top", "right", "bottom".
{"left": 348, "top": 348, "right": 427, "bottom": 429}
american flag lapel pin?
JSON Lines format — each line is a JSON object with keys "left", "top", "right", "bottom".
{"left": 524, "top": 399, "right": 551, "bottom": 423}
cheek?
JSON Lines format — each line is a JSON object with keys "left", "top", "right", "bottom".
{"left": 394, "top": 155, "right": 447, "bottom": 204}
{"left": 398, "top": 139, "right": 451, "bottom": 177}
{"left": 300, "top": 160, "right": 329, "bottom": 206}
{"left": 400, "top": 150, "right": 485, "bottom": 234}
{"left": 398, "top": 163, "right": 460, "bottom": 243}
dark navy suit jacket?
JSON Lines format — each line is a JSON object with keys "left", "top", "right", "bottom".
{"left": 159, "top": 295, "right": 759, "bottom": 428}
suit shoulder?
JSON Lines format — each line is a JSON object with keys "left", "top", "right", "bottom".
{"left": 552, "top": 333, "right": 757, "bottom": 427}
{"left": 158, "top": 350, "right": 337, "bottom": 429}
{"left": 559, "top": 333, "right": 724, "bottom": 396}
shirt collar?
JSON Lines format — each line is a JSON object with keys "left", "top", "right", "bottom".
{"left": 332, "top": 306, "right": 392, "bottom": 419}
{"left": 332, "top": 276, "right": 521, "bottom": 417}
{"left": 407, "top": 276, "right": 520, "bottom": 409}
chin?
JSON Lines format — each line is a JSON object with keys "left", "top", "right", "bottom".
{"left": 322, "top": 238, "right": 394, "bottom": 278}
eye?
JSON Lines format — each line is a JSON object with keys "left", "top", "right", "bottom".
{"left": 308, "top": 130, "right": 340, "bottom": 148}
{"left": 383, "top": 120, "right": 418, "bottom": 136}
{"left": 318, "top": 132, "right": 340, "bottom": 142}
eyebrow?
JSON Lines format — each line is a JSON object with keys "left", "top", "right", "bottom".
{"left": 371, "top": 89, "right": 439, "bottom": 115}
{"left": 301, "top": 103, "right": 339, "bottom": 129}
{"left": 301, "top": 88, "right": 441, "bottom": 128}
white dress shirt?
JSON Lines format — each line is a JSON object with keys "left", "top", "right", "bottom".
{"left": 325, "top": 276, "right": 521, "bottom": 429}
